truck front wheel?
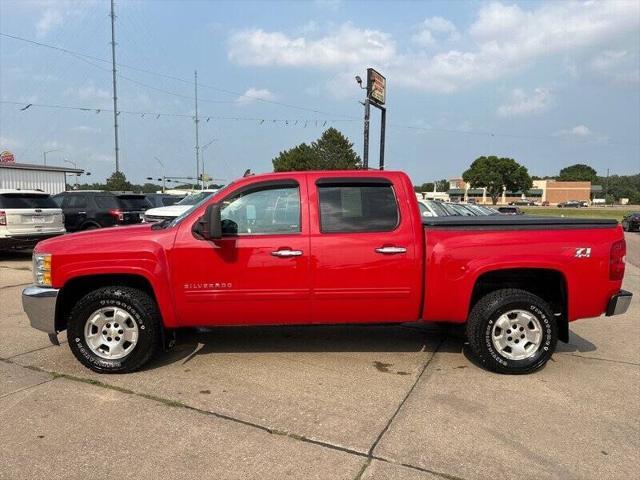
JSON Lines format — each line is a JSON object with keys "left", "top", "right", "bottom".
{"left": 67, "top": 286, "right": 162, "bottom": 373}
{"left": 466, "top": 289, "right": 558, "bottom": 374}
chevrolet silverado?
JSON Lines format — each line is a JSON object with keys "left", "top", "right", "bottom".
{"left": 22, "top": 170, "right": 632, "bottom": 374}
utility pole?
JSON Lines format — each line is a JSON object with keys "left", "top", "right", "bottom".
{"left": 110, "top": 0, "right": 120, "bottom": 173}
{"left": 363, "top": 96, "right": 370, "bottom": 169}
{"left": 605, "top": 168, "right": 610, "bottom": 205}
{"left": 194, "top": 70, "right": 201, "bottom": 190}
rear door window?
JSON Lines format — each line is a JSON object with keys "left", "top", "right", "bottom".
{"left": 117, "top": 196, "right": 152, "bottom": 210}
{"left": 0, "top": 194, "right": 58, "bottom": 209}
{"left": 95, "top": 196, "right": 119, "bottom": 209}
{"left": 317, "top": 182, "right": 399, "bottom": 233}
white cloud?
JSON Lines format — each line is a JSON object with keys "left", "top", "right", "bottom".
{"left": 587, "top": 50, "right": 640, "bottom": 86}
{"left": 67, "top": 85, "right": 111, "bottom": 100}
{"left": 36, "top": 9, "right": 64, "bottom": 38}
{"left": 0, "top": 136, "right": 22, "bottom": 150}
{"left": 555, "top": 125, "right": 610, "bottom": 143}
{"left": 412, "top": 16, "right": 459, "bottom": 46}
{"left": 228, "top": 23, "right": 395, "bottom": 68}
{"left": 70, "top": 126, "right": 101, "bottom": 134}
{"left": 227, "top": 1, "right": 639, "bottom": 94}
{"left": 497, "top": 88, "right": 553, "bottom": 117}
{"left": 235, "top": 88, "right": 276, "bottom": 106}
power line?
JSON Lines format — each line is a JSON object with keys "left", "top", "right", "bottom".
{"left": 0, "top": 31, "right": 358, "bottom": 119}
{"left": 0, "top": 100, "right": 356, "bottom": 125}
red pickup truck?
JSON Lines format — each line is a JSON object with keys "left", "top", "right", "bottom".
{"left": 22, "top": 170, "right": 632, "bottom": 374}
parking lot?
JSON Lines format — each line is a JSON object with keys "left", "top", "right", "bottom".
{"left": 0, "top": 233, "right": 638, "bottom": 480}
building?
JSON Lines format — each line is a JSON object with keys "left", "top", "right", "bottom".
{"left": 448, "top": 177, "right": 601, "bottom": 205}
{"left": 533, "top": 180, "right": 593, "bottom": 204}
{"left": 0, "top": 162, "right": 84, "bottom": 194}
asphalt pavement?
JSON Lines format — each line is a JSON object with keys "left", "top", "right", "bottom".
{"left": 0, "top": 233, "right": 638, "bottom": 479}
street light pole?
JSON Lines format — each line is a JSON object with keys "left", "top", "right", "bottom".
{"left": 201, "top": 138, "right": 217, "bottom": 189}
{"left": 154, "top": 157, "right": 165, "bottom": 193}
{"left": 64, "top": 159, "right": 79, "bottom": 188}
{"left": 43, "top": 148, "right": 62, "bottom": 166}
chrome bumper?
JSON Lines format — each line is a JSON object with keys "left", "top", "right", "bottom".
{"left": 22, "top": 285, "right": 60, "bottom": 344}
{"left": 606, "top": 290, "right": 633, "bottom": 317}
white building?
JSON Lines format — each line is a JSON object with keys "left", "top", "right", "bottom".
{"left": 0, "top": 162, "right": 83, "bottom": 195}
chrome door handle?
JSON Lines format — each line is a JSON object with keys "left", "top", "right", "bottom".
{"left": 78, "top": 211, "right": 87, "bottom": 214}
{"left": 271, "top": 249, "right": 303, "bottom": 257}
{"left": 375, "top": 246, "right": 407, "bottom": 254}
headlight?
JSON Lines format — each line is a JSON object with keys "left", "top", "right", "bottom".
{"left": 33, "top": 253, "right": 52, "bottom": 287}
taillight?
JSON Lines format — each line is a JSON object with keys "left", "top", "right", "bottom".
{"left": 610, "top": 239, "right": 626, "bottom": 281}
{"left": 0, "top": 210, "right": 6, "bottom": 226}
{"left": 109, "top": 209, "right": 124, "bottom": 222}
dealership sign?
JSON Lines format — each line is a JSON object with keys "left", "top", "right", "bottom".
{"left": 0, "top": 151, "right": 15, "bottom": 164}
{"left": 367, "top": 68, "right": 386, "bottom": 106}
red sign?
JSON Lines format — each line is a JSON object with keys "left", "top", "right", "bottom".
{"left": 367, "top": 68, "right": 386, "bottom": 106}
{"left": 0, "top": 151, "right": 15, "bottom": 164}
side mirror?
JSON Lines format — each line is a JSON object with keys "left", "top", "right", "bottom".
{"left": 194, "top": 203, "right": 222, "bottom": 240}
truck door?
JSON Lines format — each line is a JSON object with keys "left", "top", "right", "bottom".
{"left": 170, "top": 178, "right": 311, "bottom": 326}
{"left": 309, "top": 175, "right": 422, "bottom": 323}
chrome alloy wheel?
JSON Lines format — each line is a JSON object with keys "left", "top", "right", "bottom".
{"left": 491, "top": 309, "right": 543, "bottom": 361}
{"left": 84, "top": 307, "right": 139, "bottom": 360}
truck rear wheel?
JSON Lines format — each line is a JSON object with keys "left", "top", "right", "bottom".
{"left": 67, "top": 286, "right": 162, "bottom": 373}
{"left": 466, "top": 289, "right": 557, "bottom": 374}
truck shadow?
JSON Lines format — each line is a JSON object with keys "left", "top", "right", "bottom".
{"left": 554, "top": 330, "right": 597, "bottom": 353}
{"left": 146, "top": 323, "right": 598, "bottom": 371}
{"left": 147, "top": 323, "right": 466, "bottom": 371}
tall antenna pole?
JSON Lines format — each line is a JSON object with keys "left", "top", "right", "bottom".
{"left": 110, "top": 0, "right": 120, "bottom": 172}
{"left": 194, "top": 70, "right": 201, "bottom": 189}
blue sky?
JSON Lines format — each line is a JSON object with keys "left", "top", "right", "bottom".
{"left": 0, "top": 0, "right": 638, "bottom": 185}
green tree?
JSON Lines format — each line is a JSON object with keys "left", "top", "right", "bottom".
{"left": 141, "top": 182, "right": 163, "bottom": 193}
{"left": 435, "top": 179, "right": 449, "bottom": 192}
{"left": 272, "top": 143, "right": 319, "bottom": 172}
{"left": 104, "top": 171, "right": 133, "bottom": 191}
{"left": 272, "top": 128, "right": 361, "bottom": 172}
{"left": 558, "top": 164, "right": 598, "bottom": 182}
{"left": 414, "top": 182, "right": 434, "bottom": 192}
{"left": 462, "top": 156, "right": 532, "bottom": 205}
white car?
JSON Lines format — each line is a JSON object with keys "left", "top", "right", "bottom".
{"left": 143, "top": 190, "right": 217, "bottom": 223}
{"left": 0, "top": 189, "right": 66, "bottom": 249}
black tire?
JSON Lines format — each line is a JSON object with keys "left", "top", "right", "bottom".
{"left": 82, "top": 223, "right": 100, "bottom": 230}
{"left": 67, "top": 286, "right": 162, "bottom": 373}
{"left": 466, "top": 288, "right": 557, "bottom": 374}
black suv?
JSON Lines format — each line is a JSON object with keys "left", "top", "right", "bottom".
{"left": 144, "top": 193, "right": 185, "bottom": 208}
{"left": 52, "top": 191, "right": 152, "bottom": 232}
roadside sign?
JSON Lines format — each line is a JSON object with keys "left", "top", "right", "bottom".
{"left": 367, "top": 68, "right": 386, "bottom": 106}
{"left": 0, "top": 151, "right": 15, "bottom": 164}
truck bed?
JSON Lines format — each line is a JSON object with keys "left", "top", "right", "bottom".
{"left": 423, "top": 215, "right": 618, "bottom": 229}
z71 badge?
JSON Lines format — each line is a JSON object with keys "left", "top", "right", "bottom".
{"left": 575, "top": 247, "right": 591, "bottom": 258}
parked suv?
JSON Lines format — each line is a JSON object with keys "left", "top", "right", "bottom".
{"left": 53, "top": 191, "right": 151, "bottom": 232}
{"left": 0, "top": 189, "right": 65, "bottom": 249}
{"left": 144, "top": 193, "right": 185, "bottom": 209}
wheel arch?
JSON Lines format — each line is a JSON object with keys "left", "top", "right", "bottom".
{"left": 469, "top": 268, "right": 569, "bottom": 342}
{"left": 55, "top": 273, "right": 159, "bottom": 333}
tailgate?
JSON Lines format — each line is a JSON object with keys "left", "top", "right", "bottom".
{"left": 4, "top": 208, "right": 64, "bottom": 234}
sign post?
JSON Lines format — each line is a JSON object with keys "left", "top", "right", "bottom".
{"left": 362, "top": 68, "right": 387, "bottom": 170}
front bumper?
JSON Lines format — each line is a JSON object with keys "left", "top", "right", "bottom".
{"left": 606, "top": 290, "right": 633, "bottom": 316}
{"left": 22, "top": 285, "right": 60, "bottom": 344}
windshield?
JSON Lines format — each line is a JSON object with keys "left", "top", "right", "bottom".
{"left": 0, "top": 193, "right": 58, "bottom": 209}
{"left": 167, "top": 185, "right": 232, "bottom": 228}
{"left": 117, "top": 195, "right": 152, "bottom": 210}
{"left": 177, "top": 191, "right": 215, "bottom": 206}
